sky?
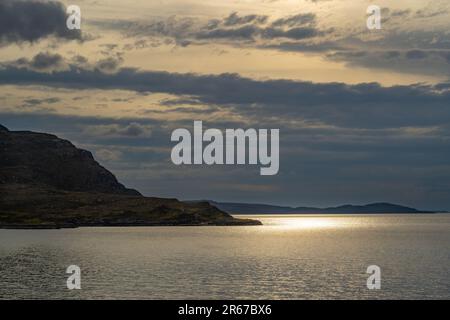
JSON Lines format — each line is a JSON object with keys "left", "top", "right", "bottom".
{"left": 0, "top": 0, "right": 450, "bottom": 210}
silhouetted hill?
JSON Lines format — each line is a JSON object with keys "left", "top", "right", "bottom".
{"left": 0, "top": 125, "right": 260, "bottom": 228}
{"left": 205, "top": 201, "right": 435, "bottom": 214}
{"left": 0, "top": 126, "right": 140, "bottom": 196}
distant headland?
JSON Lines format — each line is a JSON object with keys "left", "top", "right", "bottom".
{"left": 201, "top": 201, "right": 440, "bottom": 215}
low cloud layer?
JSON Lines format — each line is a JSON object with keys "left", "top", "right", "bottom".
{"left": 1, "top": 54, "right": 450, "bottom": 130}
{"left": 0, "top": 0, "right": 82, "bottom": 45}
{"left": 92, "top": 7, "right": 450, "bottom": 77}
{"left": 97, "top": 12, "right": 329, "bottom": 44}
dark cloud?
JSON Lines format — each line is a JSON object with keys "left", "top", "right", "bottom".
{"left": 22, "top": 97, "right": 60, "bottom": 107}
{"left": 11, "top": 52, "right": 68, "bottom": 72}
{"left": 384, "top": 51, "right": 401, "bottom": 59}
{"left": 83, "top": 122, "right": 152, "bottom": 138}
{"left": 415, "top": 8, "right": 448, "bottom": 19}
{"left": 94, "top": 12, "right": 327, "bottom": 44}
{"left": 261, "top": 26, "right": 323, "bottom": 40}
{"left": 71, "top": 55, "right": 89, "bottom": 65}
{"left": 380, "top": 8, "right": 412, "bottom": 24}
{"left": 160, "top": 97, "right": 203, "bottom": 106}
{"left": 263, "top": 25, "right": 450, "bottom": 76}
{"left": 95, "top": 56, "right": 124, "bottom": 73}
{"left": 197, "top": 25, "right": 327, "bottom": 42}
{"left": 223, "top": 12, "right": 268, "bottom": 26}
{"left": 0, "top": 0, "right": 82, "bottom": 45}
{"left": 197, "top": 25, "right": 258, "bottom": 40}
{"left": 327, "top": 49, "right": 450, "bottom": 77}
{"left": 197, "top": 12, "right": 325, "bottom": 42}
{"left": 391, "top": 9, "right": 412, "bottom": 17}
{"left": 262, "top": 40, "right": 343, "bottom": 53}
{"left": 271, "top": 13, "right": 316, "bottom": 28}
{"left": 7, "top": 52, "right": 126, "bottom": 74}
{"left": 406, "top": 50, "right": 428, "bottom": 59}
{"left": 30, "top": 52, "right": 66, "bottom": 70}
{"left": 100, "top": 16, "right": 197, "bottom": 40}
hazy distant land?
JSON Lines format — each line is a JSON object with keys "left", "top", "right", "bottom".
{"left": 204, "top": 201, "right": 440, "bottom": 215}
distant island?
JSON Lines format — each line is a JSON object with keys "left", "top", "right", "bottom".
{"left": 0, "top": 124, "right": 261, "bottom": 229}
{"left": 203, "top": 201, "right": 438, "bottom": 214}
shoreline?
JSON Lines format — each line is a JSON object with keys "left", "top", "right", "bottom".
{"left": 232, "top": 212, "right": 442, "bottom": 215}
{"left": 0, "top": 219, "right": 262, "bottom": 230}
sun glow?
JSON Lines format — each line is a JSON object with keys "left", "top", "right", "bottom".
{"left": 278, "top": 217, "right": 338, "bottom": 230}
{"left": 243, "top": 215, "right": 345, "bottom": 230}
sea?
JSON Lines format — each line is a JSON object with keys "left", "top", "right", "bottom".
{"left": 0, "top": 214, "right": 449, "bottom": 299}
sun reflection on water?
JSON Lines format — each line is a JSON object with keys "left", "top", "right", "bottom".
{"left": 279, "top": 217, "right": 338, "bottom": 229}
{"left": 252, "top": 215, "right": 347, "bottom": 230}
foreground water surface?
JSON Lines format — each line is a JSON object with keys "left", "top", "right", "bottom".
{"left": 0, "top": 214, "right": 449, "bottom": 299}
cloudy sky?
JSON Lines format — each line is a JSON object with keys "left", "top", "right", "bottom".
{"left": 1, "top": 0, "right": 450, "bottom": 209}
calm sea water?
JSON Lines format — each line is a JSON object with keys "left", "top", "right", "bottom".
{"left": 0, "top": 214, "right": 449, "bottom": 300}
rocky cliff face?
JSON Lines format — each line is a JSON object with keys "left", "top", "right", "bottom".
{"left": 0, "top": 126, "right": 140, "bottom": 196}
{"left": 0, "top": 125, "right": 261, "bottom": 228}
